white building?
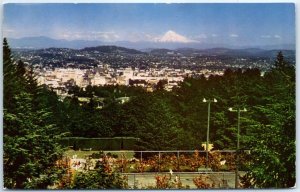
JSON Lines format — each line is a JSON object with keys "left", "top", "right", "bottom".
{"left": 91, "top": 72, "right": 106, "bottom": 86}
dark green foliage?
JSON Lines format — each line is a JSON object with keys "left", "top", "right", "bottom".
{"left": 274, "top": 51, "right": 287, "bottom": 69}
{"left": 16, "top": 60, "right": 26, "bottom": 77}
{"left": 70, "top": 162, "right": 126, "bottom": 189}
{"left": 156, "top": 79, "right": 168, "bottom": 90}
{"left": 81, "top": 45, "right": 143, "bottom": 54}
{"left": 241, "top": 52, "right": 295, "bottom": 188}
{"left": 4, "top": 93, "right": 65, "bottom": 188}
{"left": 122, "top": 93, "right": 195, "bottom": 150}
{"left": 3, "top": 38, "right": 23, "bottom": 110}
{"left": 3, "top": 38, "right": 65, "bottom": 189}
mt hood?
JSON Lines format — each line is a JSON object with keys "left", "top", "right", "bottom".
{"left": 157, "top": 30, "right": 197, "bottom": 43}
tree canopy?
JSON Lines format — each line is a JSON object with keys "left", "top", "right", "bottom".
{"left": 3, "top": 38, "right": 65, "bottom": 189}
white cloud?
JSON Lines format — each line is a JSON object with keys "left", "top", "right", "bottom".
{"left": 144, "top": 34, "right": 154, "bottom": 40}
{"left": 261, "top": 34, "right": 282, "bottom": 39}
{"left": 230, "top": 34, "right": 239, "bottom": 38}
{"left": 58, "top": 31, "right": 120, "bottom": 41}
{"left": 211, "top": 34, "right": 218, "bottom": 37}
{"left": 194, "top": 34, "right": 207, "bottom": 39}
{"left": 261, "top": 35, "right": 272, "bottom": 38}
{"left": 3, "top": 29, "right": 14, "bottom": 33}
{"left": 96, "top": 32, "right": 119, "bottom": 41}
{"left": 56, "top": 30, "right": 201, "bottom": 43}
{"left": 126, "top": 32, "right": 156, "bottom": 42}
{"left": 3, "top": 25, "right": 18, "bottom": 38}
{"left": 274, "top": 35, "right": 281, "bottom": 39}
{"left": 124, "top": 30, "right": 198, "bottom": 43}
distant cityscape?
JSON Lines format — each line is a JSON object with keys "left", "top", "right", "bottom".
{"left": 12, "top": 45, "right": 295, "bottom": 96}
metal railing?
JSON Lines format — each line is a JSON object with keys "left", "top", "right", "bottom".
{"left": 119, "top": 171, "right": 239, "bottom": 189}
{"left": 64, "top": 150, "right": 250, "bottom": 173}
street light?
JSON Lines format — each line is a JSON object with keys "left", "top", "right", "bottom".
{"left": 228, "top": 107, "right": 247, "bottom": 188}
{"left": 203, "top": 98, "right": 217, "bottom": 169}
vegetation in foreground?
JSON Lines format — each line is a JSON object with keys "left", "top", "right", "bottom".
{"left": 3, "top": 38, "right": 295, "bottom": 189}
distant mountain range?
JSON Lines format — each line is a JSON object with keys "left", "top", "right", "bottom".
{"left": 8, "top": 36, "right": 103, "bottom": 49}
{"left": 7, "top": 36, "right": 295, "bottom": 51}
{"left": 150, "top": 47, "right": 295, "bottom": 58}
{"left": 13, "top": 45, "right": 295, "bottom": 60}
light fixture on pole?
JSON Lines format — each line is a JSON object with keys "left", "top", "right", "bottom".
{"left": 203, "top": 98, "right": 217, "bottom": 169}
{"left": 228, "top": 107, "right": 247, "bottom": 189}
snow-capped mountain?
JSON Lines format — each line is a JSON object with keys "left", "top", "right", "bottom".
{"left": 157, "top": 30, "right": 197, "bottom": 43}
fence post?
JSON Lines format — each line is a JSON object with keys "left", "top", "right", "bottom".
{"left": 159, "top": 151, "right": 161, "bottom": 172}
{"left": 121, "top": 153, "right": 124, "bottom": 173}
{"left": 177, "top": 151, "right": 180, "bottom": 171}
{"left": 133, "top": 174, "right": 136, "bottom": 189}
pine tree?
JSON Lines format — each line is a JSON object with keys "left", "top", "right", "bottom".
{"left": 4, "top": 92, "right": 64, "bottom": 188}
{"left": 241, "top": 52, "right": 295, "bottom": 188}
{"left": 3, "top": 38, "right": 65, "bottom": 189}
{"left": 274, "top": 51, "right": 286, "bottom": 69}
{"left": 3, "top": 38, "right": 21, "bottom": 110}
{"left": 16, "top": 60, "right": 26, "bottom": 77}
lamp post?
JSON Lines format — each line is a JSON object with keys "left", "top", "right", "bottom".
{"left": 228, "top": 107, "right": 247, "bottom": 188}
{"left": 203, "top": 98, "right": 217, "bottom": 169}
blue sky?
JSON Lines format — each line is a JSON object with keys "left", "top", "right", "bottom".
{"left": 3, "top": 3, "right": 295, "bottom": 46}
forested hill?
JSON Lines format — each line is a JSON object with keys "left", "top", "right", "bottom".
{"left": 81, "top": 45, "right": 144, "bottom": 54}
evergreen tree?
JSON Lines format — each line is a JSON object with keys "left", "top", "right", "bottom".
{"left": 16, "top": 60, "right": 26, "bottom": 77}
{"left": 3, "top": 38, "right": 65, "bottom": 189}
{"left": 3, "top": 38, "right": 22, "bottom": 110}
{"left": 274, "top": 51, "right": 286, "bottom": 69}
{"left": 241, "top": 52, "right": 295, "bottom": 188}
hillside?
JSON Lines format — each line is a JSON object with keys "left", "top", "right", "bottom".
{"left": 81, "top": 45, "right": 144, "bottom": 54}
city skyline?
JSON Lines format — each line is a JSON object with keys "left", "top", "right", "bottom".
{"left": 3, "top": 3, "right": 295, "bottom": 48}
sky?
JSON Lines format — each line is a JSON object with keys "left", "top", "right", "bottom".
{"left": 3, "top": 3, "right": 295, "bottom": 46}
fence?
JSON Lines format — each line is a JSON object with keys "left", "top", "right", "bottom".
{"left": 64, "top": 150, "right": 250, "bottom": 173}
{"left": 109, "top": 150, "right": 245, "bottom": 172}
{"left": 119, "top": 171, "right": 239, "bottom": 189}
{"left": 58, "top": 150, "right": 250, "bottom": 189}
